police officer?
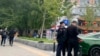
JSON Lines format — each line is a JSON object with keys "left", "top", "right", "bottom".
{"left": 67, "top": 21, "right": 81, "bottom": 56}
{"left": 56, "top": 22, "right": 67, "bottom": 56}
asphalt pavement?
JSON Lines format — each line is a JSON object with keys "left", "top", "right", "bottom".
{"left": 0, "top": 41, "right": 55, "bottom": 56}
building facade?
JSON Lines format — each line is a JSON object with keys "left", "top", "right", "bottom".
{"left": 71, "top": 0, "right": 100, "bottom": 16}
{"left": 71, "top": 0, "right": 100, "bottom": 32}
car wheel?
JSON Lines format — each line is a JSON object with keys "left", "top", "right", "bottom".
{"left": 89, "top": 46, "right": 100, "bottom": 56}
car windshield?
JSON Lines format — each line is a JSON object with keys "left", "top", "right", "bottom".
{"left": 93, "top": 34, "right": 100, "bottom": 38}
{"left": 78, "top": 32, "right": 100, "bottom": 38}
{"left": 78, "top": 33, "right": 95, "bottom": 38}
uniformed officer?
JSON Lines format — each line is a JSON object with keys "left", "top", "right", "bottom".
{"left": 67, "top": 21, "right": 81, "bottom": 56}
{"left": 56, "top": 22, "right": 67, "bottom": 56}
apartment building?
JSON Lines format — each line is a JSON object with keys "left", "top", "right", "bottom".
{"left": 71, "top": 0, "right": 100, "bottom": 16}
{"left": 71, "top": 0, "right": 100, "bottom": 32}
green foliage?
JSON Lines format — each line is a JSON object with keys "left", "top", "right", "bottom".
{"left": 61, "top": 0, "right": 73, "bottom": 18}
{"left": 0, "top": 0, "right": 73, "bottom": 36}
{"left": 84, "top": 6, "right": 95, "bottom": 28}
{"left": 20, "top": 37, "right": 53, "bottom": 43}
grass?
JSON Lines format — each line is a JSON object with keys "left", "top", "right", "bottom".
{"left": 19, "top": 37, "right": 54, "bottom": 43}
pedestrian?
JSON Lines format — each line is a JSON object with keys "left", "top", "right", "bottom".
{"left": 56, "top": 22, "right": 67, "bottom": 56}
{"left": 1, "top": 28, "right": 8, "bottom": 46}
{"left": 67, "top": 21, "right": 81, "bottom": 56}
{"left": 0, "top": 28, "right": 3, "bottom": 38}
{"left": 8, "top": 29, "right": 17, "bottom": 46}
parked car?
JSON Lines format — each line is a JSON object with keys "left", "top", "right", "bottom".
{"left": 78, "top": 32, "right": 100, "bottom": 56}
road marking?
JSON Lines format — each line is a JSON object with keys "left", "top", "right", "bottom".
{"left": 15, "top": 43, "right": 51, "bottom": 56}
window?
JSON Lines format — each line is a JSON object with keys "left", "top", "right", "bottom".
{"left": 79, "top": 8, "right": 85, "bottom": 15}
{"left": 80, "top": 9, "right": 82, "bottom": 12}
{"left": 95, "top": 0, "right": 99, "bottom": 5}
{"left": 93, "top": 34, "right": 100, "bottom": 38}
{"left": 96, "top": 9, "right": 100, "bottom": 16}
{"left": 80, "top": 0, "right": 89, "bottom": 6}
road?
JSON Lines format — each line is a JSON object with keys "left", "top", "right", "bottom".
{"left": 0, "top": 42, "right": 55, "bottom": 56}
{"left": 0, "top": 40, "right": 84, "bottom": 56}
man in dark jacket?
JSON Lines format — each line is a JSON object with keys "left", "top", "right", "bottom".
{"left": 67, "top": 21, "right": 81, "bottom": 56}
{"left": 1, "top": 29, "right": 7, "bottom": 46}
{"left": 56, "top": 22, "right": 67, "bottom": 56}
{"left": 8, "top": 29, "right": 16, "bottom": 46}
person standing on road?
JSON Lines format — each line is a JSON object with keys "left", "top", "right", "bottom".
{"left": 8, "top": 29, "right": 17, "bottom": 46}
{"left": 1, "top": 28, "right": 8, "bottom": 46}
{"left": 56, "top": 22, "right": 67, "bottom": 56}
{"left": 67, "top": 21, "right": 81, "bottom": 56}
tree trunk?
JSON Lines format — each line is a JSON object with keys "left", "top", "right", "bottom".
{"left": 40, "top": 11, "right": 46, "bottom": 38}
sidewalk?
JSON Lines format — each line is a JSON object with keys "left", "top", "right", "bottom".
{"left": 0, "top": 41, "right": 55, "bottom": 56}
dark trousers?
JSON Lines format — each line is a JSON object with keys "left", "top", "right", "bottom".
{"left": 1, "top": 36, "right": 6, "bottom": 46}
{"left": 67, "top": 41, "right": 79, "bottom": 56}
{"left": 56, "top": 42, "right": 66, "bottom": 56}
{"left": 9, "top": 37, "right": 14, "bottom": 46}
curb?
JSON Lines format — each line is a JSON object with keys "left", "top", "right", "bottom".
{"left": 15, "top": 38, "right": 57, "bottom": 51}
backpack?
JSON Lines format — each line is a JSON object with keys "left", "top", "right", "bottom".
{"left": 1, "top": 31, "right": 7, "bottom": 36}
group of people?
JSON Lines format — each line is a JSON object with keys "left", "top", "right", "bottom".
{"left": 56, "top": 21, "right": 81, "bottom": 56}
{"left": 0, "top": 28, "right": 17, "bottom": 47}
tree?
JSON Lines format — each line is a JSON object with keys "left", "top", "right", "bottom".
{"left": 60, "top": 0, "right": 73, "bottom": 19}
{"left": 84, "top": 6, "right": 95, "bottom": 30}
{"left": 39, "top": 0, "right": 63, "bottom": 38}
{"left": 0, "top": 0, "right": 73, "bottom": 37}
{"left": 0, "top": 0, "right": 17, "bottom": 27}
